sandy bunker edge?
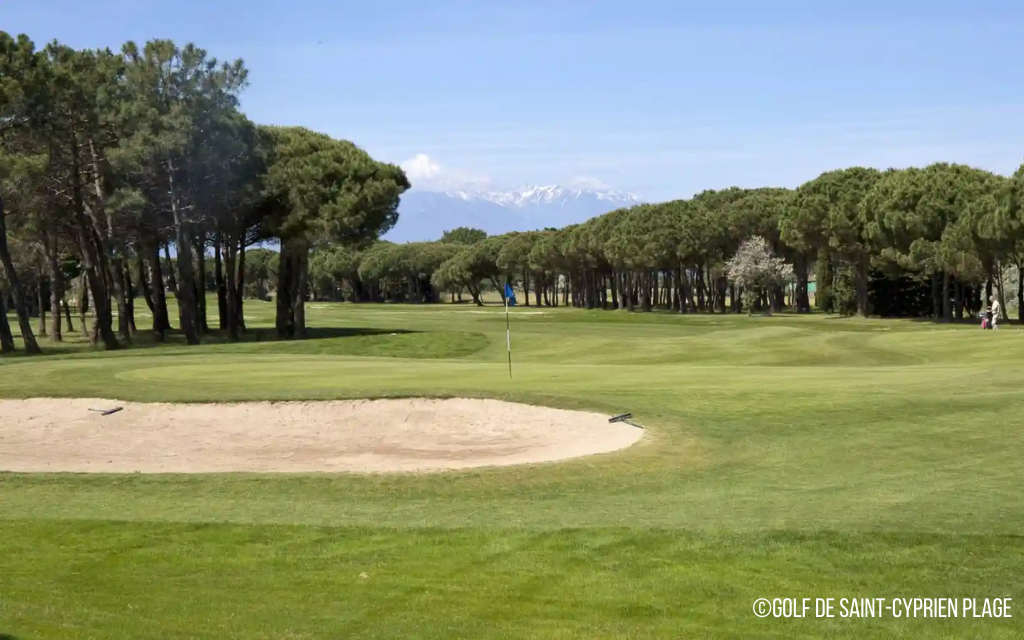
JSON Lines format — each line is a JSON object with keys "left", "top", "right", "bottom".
{"left": 0, "top": 397, "right": 644, "bottom": 474}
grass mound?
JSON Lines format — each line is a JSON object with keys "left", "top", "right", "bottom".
{"left": 242, "top": 330, "right": 490, "bottom": 359}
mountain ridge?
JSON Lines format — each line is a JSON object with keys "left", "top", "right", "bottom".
{"left": 386, "top": 184, "right": 643, "bottom": 242}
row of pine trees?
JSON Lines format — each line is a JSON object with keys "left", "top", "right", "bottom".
{"left": 0, "top": 33, "right": 409, "bottom": 354}
{"left": 303, "top": 163, "right": 1024, "bottom": 321}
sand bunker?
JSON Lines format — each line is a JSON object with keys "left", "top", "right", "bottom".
{"left": 0, "top": 397, "right": 643, "bottom": 474}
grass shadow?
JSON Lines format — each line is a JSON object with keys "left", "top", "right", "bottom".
{"left": 903, "top": 316, "right": 1017, "bottom": 326}
{"left": 1, "top": 327, "right": 421, "bottom": 362}
{"left": 245, "top": 327, "right": 417, "bottom": 342}
{"left": 122, "top": 327, "right": 419, "bottom": 353}
{"left": 0, "top": 344, "right": 85, "bottom": 359}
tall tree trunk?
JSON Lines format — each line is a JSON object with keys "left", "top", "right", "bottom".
{"left": 68, "top": 145, "right": 116, "bottom": 350}
{"left": 769, "top": 283, "right": 782, "bottom": 314}
{"left": 123, "top": 264, "right": 136, "bottom": 335}
{"left": 674, "top": 267, "right": 685, "bottom": 313}
{"left": 640, "top": 272, "right": 652, "bottom": 312}
{"left": 1017, "top": 260, "right": 1024, "bottom": 323}
{"left": 276, "top": 243, "right": 295, "bottom": 336}
{"left": 111, "top": 260, "right": 131, "bottom": 343}
{"left": 0, "top": 288, "right": 14, "bottom": 353}
{"left": 626, "top": 272, "right": 635, "bottom": 312}
{"left": 147, "top": 242, "right": 170, "bottom": 340}
{"left": 854, "top": 254, "right": 870, "bottom": 317}
{"left": 63, "top": 298, "right": 74, "bottom": 333}
{"left": 78, "top": 274, "right": 90, "bottom": 340}
{"left": 276, "top": 237, "right": 309, "bottom": 338}
{"left": 679, "top": 269, "right": 691, "bottom": 313}
{"left": 954, "top": 278, "right": 963, "bottom": 321}
{"left": 215, "top": 232, "right": 227, "bottom": 330}
{"left": 36, "top": 273, "right": 47, "bottom": 337}
{"left": 138, "top": 252, "right": 155, "bottom": 315}
{"left": 168, "top": 159, "right": 200, "bottom": 345}
{"left": 816, "top": 248, "right": 834, "bottom": 312}
{"left": 36, "top": 276, "right": 47, "bottom": 337}
{"left": 235, "top": 240, "right": 247, "bottom": 331}
{"left": 996, "top": 260, "right": 1008, "bottom": 321}
{"left": 223, "top": 238, "right": 240, "bottom": 341}
{"left": 590, "top": 269, "right": 599, "bottom": 309}
{"left": 467, "top": 282, "right": 482, "bottom": 306}
{"left": 47, "top": 236, "right": 63, "bottom": 342}
{"left": 163, "top": 242, "right": 177, "bottom": 292}
{"left": 0, "top": 196, "right": 41, "bottom": 354}
{"left": 81, "top": 242, "right": 115, "bottom": 349}
{"left": 942, "top": 271, "right": 952, "bottom": 322}
{"left": 696, "top": 267, "right": 706, "bottom": 312}
{"left": 194, "top": 237, "right": 209, "bottom": 334}
{"left": 795, "top": 254, "right": 810, "bottom": 313}
{"left": 931, "top": 273, "right": 941, "bottom": 320}
{"left": 88, "top": 139, "right": 130, "bottom": 343}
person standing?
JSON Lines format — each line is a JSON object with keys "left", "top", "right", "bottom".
{"left": 990, "top": 296, "right": 1001, "bottom": 330}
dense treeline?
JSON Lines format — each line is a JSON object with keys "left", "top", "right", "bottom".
{"left": 308, "top": 162, "right": 1024, "bottom": 323}
{"left": 6, "top": 34, "right": 1024, "bottom": 359}
{"left": 0, "top": 32, "right": 407, "bottom": 354}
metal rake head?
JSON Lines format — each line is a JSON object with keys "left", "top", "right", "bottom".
{"left": 609, "top": 412, "right": 642, "bottom": 428}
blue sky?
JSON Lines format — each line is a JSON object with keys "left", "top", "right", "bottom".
{"left": 4, "top": 1, "right": 1024, "bottom": 201}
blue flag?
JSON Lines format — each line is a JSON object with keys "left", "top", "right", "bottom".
{"left": 504, "top": 283, "right": 517, "bottom": 306}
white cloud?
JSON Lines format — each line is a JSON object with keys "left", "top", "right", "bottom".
{"left": 399, "top": 153, "right": 493, "bottom": 192}
{"left": 400, "top": 153, "right": 443, "bottom": 182}
{"left": 565, "top": 176, "right": 611, "bottom": 190}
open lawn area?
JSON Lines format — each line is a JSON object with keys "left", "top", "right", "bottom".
{"left": 2, "top": 301, "right": 1023, "bottom": 638}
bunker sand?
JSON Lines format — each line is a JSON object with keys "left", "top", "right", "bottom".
{"left": 0, "top": 397, "right": 643, "bottom": 474}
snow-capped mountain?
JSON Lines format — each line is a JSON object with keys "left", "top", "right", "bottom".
{"left": 386, "top": 185, "right": 643, "bottom": 242}
{"left": 448, "top": 184, "right": 640, "bottom": 207}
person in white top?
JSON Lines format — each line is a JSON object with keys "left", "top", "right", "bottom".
{"left": 990, "top": 296, "right": 1001, "bottom": 330}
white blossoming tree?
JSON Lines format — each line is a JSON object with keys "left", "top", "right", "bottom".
{"left": 726, "top": 236, "right": 794, "bottom": 315}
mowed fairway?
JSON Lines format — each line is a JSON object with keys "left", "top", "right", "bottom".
{"left": 2, "top": 301, "right": 1023, "bottom": 638}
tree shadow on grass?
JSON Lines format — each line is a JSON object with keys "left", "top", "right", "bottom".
{"left": 245, "top": 327, "right": 417, "bottom": 342}
{"left": 0, "top": 327, "right": 419, "bottom": 362}
{"left": 904, "top": 316, "right": 1014, "bottom": 326}
{"left": 0, "top": 634, "right": 21, "bottom": 639}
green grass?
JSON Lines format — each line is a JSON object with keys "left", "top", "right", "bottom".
{"left": 2, "top": 300, "right": 1023, "bottom": 638}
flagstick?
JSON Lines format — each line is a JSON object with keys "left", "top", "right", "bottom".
{"left": 506, "top": 293, "right": 512, "bottom": 379}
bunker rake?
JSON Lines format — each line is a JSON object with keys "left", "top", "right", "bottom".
{"left": 609, "top": 412, "right": 643, "bottom": 429}
{"left": 88, "top": 406, "right": 123, "bottom": 416}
